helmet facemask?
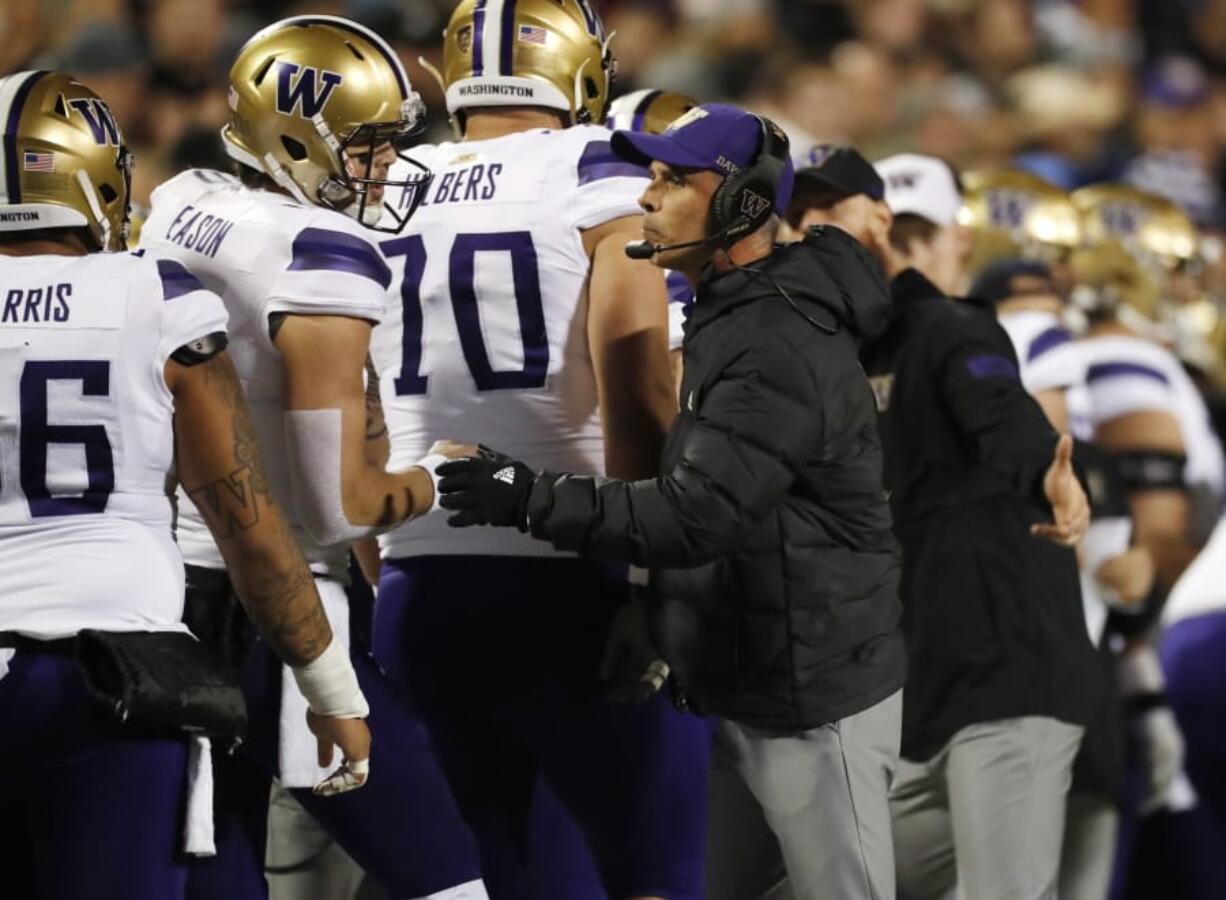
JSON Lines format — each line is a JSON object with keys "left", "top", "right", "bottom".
{"left": 315, "top": 97, "right": 434, "bottom": 232}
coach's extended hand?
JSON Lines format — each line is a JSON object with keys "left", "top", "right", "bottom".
{"left": 438, "top": 446, "right": 537, "bottom": 529}
{"left": 1031, "top": 434, "right": 1090, "bottom": 547}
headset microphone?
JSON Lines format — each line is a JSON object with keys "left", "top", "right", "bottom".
{"left": 623, "top": 220, "right": 747, "bottom": 260}
{"left": 624, "top": 240, "right": 662, "bottom": 259}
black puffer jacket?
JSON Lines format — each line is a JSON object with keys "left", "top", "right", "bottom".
{"left": 525, "top": 227, "right": 905, "bottom": 730}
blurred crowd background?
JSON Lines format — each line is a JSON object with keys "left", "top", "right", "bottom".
{"left": 4, "top": 0, "right": 1226, "bottom": 239}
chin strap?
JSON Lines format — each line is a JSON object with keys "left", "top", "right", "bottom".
{"left": 75, "top": 169, "right": 110, "bottom": 251}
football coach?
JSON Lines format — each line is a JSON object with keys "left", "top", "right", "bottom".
{"left": 432, "top": 104, "right": 906, "bottom": 900}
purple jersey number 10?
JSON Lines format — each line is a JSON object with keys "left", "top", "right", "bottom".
{"left": 381, "top": 231, "right": 550, "bottom": 395}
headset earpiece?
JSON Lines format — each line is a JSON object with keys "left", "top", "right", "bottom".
{"left": 709, "top": 115, "right": 790, "bottom": 245}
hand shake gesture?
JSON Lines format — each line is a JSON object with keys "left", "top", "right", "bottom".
{"left": 1031, "top": 434, "right": 1090, "bottom": 546}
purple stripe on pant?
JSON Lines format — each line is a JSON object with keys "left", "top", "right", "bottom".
{"left": 0, "top": 652, "right": 188, "bottom": 900}
{"left": 375, "top": 554, "right": 709, "bottom": 900}
{"left": 184, "top": 631, "right": 483, "bottom": 899}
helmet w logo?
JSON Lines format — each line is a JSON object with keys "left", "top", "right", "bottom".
{"left": 274, "top": 62, "right": 344, "bottom": 119}
{"left": 741, "top": 189, "right": 770, "bottom": 220}
{"left": 67, "top": 98, "right": 121, "bottom": 146}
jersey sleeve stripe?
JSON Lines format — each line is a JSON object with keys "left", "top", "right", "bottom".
{"left": 1086, "top": 361, "right": 1169, "bottom": 385}
{"left": 666, "top": 269, "right": 693, "bottom": 308}
{"left": 577, "top": 140, "right": 649, "bottom": 185}
{"left": 1027, "top": 325, "right": 1072, "bottom": 362}
{"left": 288, "top": 227, "right": 392, "bottom": 289}
{"left": 156, "top": 258, "right": 207, "bottom": 301}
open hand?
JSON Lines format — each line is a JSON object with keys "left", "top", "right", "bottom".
{"left": 1032, "top": 434, "right": 1090, "bottom": 546}
{"left": 306, "top": 710, "right": 371, "bottom": 796}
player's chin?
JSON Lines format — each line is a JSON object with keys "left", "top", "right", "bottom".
{"left": 356, "top": 199, "right": 385, "bottom": 228}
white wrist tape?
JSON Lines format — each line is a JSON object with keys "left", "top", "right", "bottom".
{"left": 1083, "top": 517, "right": 1133, "bottom": 582}
{"left": 290, "top": 637, "right": 369, "bottom": 718}
{"left": 284, "top": 408, "right": 373, "bottom": 546}
{"left": 412, "top": 453, "right": 448, "bottom": 513}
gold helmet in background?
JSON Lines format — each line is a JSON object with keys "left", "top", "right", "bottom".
{"left": 959, "top": 168, "right": 1081, "bottom": 277}
{"left": 432, "top": 0, "right": 615, "bottom": 128}
{"left": 1071, "top": 185, "right": 1224, "bottom": 379}
{"left": 1069, "top": 241, "right": 1162, "bottom": 326}
{"left": 1071, "top": 183, "right": 1201, "bottom": 279}
{"left": 0, "top": 71, "right": 132, "bottom": 251}
{"left": 606, "top": 89, "right": 697, "bottom": 135}
{"left": 223, "top": 15, "right": 432, "bottom": 232}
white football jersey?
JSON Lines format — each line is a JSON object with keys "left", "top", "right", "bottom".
{"left": 142, "top": 170, "right": 389, "bottom": 579}
{"left": 997, "top": 310, "right": 1083, "bottom": 394}
{"left": 1165, "top": 512, "right": 1226, "bottom": 624}
{"left": 666, "top": 270, "right": 694, "bottom": 352}
{"left": 1077, "top": 333, "right": 1225, "bottom": 500}
{"left": 0, "top": 251, "right": 227, "bottom": 638}
{"left": 997, "top": 308, "right": 1096, "bottom": 441}
{"left": 371, "top": 125, "right": 648, "bottom": 558}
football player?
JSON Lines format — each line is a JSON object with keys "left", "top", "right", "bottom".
{"left": 139, "top": 17, "right": 487, "bottom": 900}
{"left": 367, "top": 2, "right": 708, "bottom": 897}
{"left": 1071, "top": 185, "right": 1224, "bottom": 593}
{"left": 606, "top": 88, "right": 698, "bottom": 391}
{"left": 0, "top": 71, "right": 369, "bottom": 899}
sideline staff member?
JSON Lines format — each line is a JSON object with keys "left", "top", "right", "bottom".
{"left": 435, "top": 104, "right": 906, "bottom": 900}
{"left": 789, "top": 146, "right": 1096, "bottom": 900}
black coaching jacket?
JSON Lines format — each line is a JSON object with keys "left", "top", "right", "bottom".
{"left": 523, "top": 227, "right": 906, "bottom": 731}
{"left": 860, "top": 270, "right": 1098, "bottom": 760}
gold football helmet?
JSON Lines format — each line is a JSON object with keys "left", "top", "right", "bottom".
{"left": 1071, "top": 184, "right": 1200, "bottom": 278}
{"left": 223, "top": 15, "right": 432, "bottom": 233}
{"left": 1069, "top": 241, "right": 1162, "bottom": 329}
{"left": 429, "top": 0, "right": 615, "bottom": 128}
{"left": 0, "top": 71, "right": 132, "bottom": 251}
{"left": 958, "top": 169, "right": 1081, "bottom": 277}
{"left": 606, "top": 89, "right": 697, "bottom": 135}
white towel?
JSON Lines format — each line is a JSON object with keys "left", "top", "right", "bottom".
{"left": 182, "top": 736, "right": 216, "bottom": 856}
{"left": 0, "top": 649, "right": 13, "bottom": 682}
{"left": 278, "top": 578, "right": 351, "bottom": 789}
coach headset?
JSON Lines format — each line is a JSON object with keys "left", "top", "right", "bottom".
{"left": 626, "top": 113, "right": 838, "bottom": 335}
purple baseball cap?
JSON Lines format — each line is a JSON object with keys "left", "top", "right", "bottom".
{"left": 610, "top": 103, "right": 795, "bottom": 213}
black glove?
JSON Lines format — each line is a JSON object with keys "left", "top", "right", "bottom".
{"left": 437, "top": 446, "right": 537, "bottom": 529}
{"left": 599, "top": 584, "right": 670, "bottom": 704}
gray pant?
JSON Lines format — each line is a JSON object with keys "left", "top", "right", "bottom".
{"left": 891, "top": 717, "right": 1084, "bottom": 900}
{"left": 1058, "top": 791, "right": 1118, "bottom": 900}
{"left": 707, "top": 689, "right": 902, "bottom": 900}
{"left": 266, "top": 782, "right": 386, "bottom": 900}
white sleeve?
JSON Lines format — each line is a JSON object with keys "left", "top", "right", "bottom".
{"left": 151, "top": 257, "right": 229, "bottom": 363}
{"left": 666, "top": 270, "right": 693, "bottom": 352}
{"left": 570, "top": 136, "right": 650, "bottom": 230}
{"left": 1021, "top": 333, "right": 1082, "bottom": 393}
{"left": 1086, "top": 360, "right": 1174, "bottom": 426}
{"left": 264, "top": 224, "right": 389, "bottom": 323}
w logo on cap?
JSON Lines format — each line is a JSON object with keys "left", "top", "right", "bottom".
{"left": 275, "top": 62, "right": 344, "bottom": 118}
{"left": 741, "top": 189, "right": 770, "bottom": 220}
